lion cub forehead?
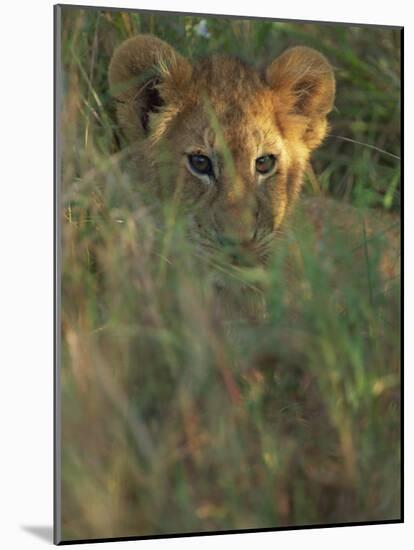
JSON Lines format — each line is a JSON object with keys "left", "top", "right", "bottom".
{"left": 192, "top": 55, "right": 267, "bottom": 102}
{"left": 176, "top": 92, "right": 282, "bottom": 156}
{"left": 187, "top": 56, "right": 278, "bottom": 142}
{"left": 166, "top": 55, "right": 282, "bottom": 155}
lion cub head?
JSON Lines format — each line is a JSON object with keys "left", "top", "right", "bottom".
{"left": 109, "top": 35, "right": 335, "bottom": 262}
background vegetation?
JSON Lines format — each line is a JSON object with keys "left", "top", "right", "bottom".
{"left": 59, "top": 6, "right": 401, "bottom": 541}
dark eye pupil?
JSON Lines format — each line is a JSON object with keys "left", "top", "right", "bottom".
{"left": 189, "top": 154, "right": 213, "bottom": 176}
{"left": 256, "top": 155, "right": 276, "bottom": 174}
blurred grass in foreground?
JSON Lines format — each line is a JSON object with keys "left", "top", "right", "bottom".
{"left": 59, "top": 7, "right": 401, "bottom": 540}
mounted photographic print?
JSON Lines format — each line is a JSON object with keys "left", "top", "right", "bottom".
{"left": 54, "top": 3, "right": 402, "bottom": 544}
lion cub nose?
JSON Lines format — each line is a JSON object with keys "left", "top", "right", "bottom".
{"left": 215, "top": 197, "right": 258, "bottom": 245}
{"left": 216, "top": 233, "right": 258, "bottom": 267}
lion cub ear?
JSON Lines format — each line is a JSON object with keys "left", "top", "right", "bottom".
{"left": 266, "top": 47, "right": 335, "bottom": 147}
{"left": 109, "top": 35, "right": 192, "bottom": 142}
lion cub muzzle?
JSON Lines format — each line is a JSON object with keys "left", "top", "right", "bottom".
{"left": 212, "top": 199, "right": 261, "bottom": 265}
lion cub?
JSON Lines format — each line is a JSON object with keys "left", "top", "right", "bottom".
{"left": 109, "top": 34, "right": 399, "bottom": 282}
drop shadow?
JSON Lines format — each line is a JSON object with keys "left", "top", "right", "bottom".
{"left": 22, "top": 525, "right": 54, "bottom": 543}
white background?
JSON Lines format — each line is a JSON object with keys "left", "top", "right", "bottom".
{"left": 0, "top": 0, "right": 410, "bottom": 548}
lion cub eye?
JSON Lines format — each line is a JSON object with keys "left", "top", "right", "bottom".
{"left": 188, "top": 154, "right": 214, "bottom": 177}
{"left": 255, "top": 155, "right": 276, "bottom": 175}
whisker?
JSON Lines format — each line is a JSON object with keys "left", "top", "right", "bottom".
{"left": 327, "top": 134, "right": 400, "bottom": 160}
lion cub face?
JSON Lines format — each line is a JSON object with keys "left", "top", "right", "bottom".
{"left": 109, "top": 35, "right": 335, "bottom": 262}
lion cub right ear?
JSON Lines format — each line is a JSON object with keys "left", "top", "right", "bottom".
{"left": 109, "top": 35, "right": 192, "bottom": 142}
{"left": 266, "top": 47, "right": 335, "bottom": 149}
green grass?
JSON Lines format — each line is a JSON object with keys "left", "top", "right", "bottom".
{"left": 59, "top": 6, "right": 401, "bottom": 541}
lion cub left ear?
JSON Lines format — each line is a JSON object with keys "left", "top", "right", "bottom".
{"left": 109, "top": 35, "right": 192, "bottom": 143}
{"left": 266, "top": 47, "right": 335, "bottom": 148}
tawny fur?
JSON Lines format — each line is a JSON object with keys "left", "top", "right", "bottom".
{"left": 109, "top": 36, "right": 334, "bottom": 251}
{"left": 108, "top": 35, "right": 399, "bottom": 282}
